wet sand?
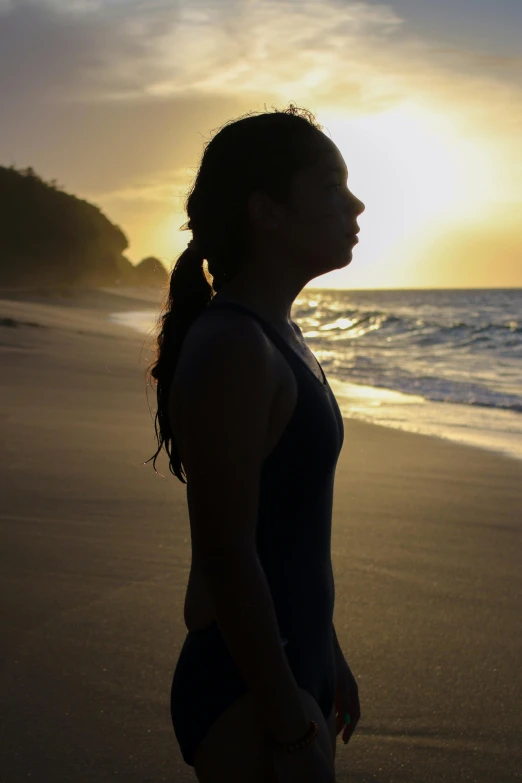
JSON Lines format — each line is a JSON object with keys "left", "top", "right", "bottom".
{"left": 1, "top": 289, "right": 521, "bottom": 782}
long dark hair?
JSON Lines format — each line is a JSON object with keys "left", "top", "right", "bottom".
{"left": 146, "top": 103, "right": 324, "bottom": 482}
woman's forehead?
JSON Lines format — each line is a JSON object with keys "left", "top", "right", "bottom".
{"left": 304, "top": 137, "right": 347, "bottom": 176}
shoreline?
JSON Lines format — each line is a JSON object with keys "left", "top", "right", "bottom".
{"left": 109, "top": 293, "right": 522, "bottom": 464}
{"left": 1, "top": 286, "right": 521, "bottom": 463}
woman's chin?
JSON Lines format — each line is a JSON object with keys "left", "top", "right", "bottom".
{"left": 340, "top": 248, "right": 354, "bottom": 266}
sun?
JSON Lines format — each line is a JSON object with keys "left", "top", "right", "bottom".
{"left": 320, "top": 101, "right": 500, "bottom": 264}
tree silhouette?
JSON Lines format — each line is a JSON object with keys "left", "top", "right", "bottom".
{"left": 0, "top": 165, "right": 130, "bottom": 287}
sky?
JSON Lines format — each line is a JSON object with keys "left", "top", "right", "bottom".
{"left": 1, "top": 0, "right": 521, "bottom": 289}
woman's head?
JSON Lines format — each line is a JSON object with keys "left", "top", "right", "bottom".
{"left": 147, "top": 104, "right": 364, "bottom": 481}
{"left": 227, "top": 129, "right": 365, "bottom": 305}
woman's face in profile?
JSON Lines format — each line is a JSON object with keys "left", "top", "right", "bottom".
{"left": 282, "top": 136, "right": 365, "bottom": 277}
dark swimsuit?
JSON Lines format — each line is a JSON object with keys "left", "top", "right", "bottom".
{"left": 170, "top": 300, "right": 344, "bottom": 767}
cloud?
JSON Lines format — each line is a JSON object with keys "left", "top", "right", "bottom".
{"left": 0, "top": 0, "right": 407, "bottom": 105}
{"left": 2, "top": 0, "right": 521, "bottom": 122}
{"left": 0, "top": 0, "right": 181, "bottom": 103}
{"left": 1, "top": 0, "right": 521, "bottom": 267}
{"left": 98, "top": 168, "right": 191, "bottom": 205}
{"left": 0, "top": 0, "right": 413, "bottom": 191}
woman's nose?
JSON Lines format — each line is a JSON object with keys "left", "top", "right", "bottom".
{"left": 353, "top": 195, "right": 365, "bottom": 216}
{"left": 346, "top": 190, "right": 365, "bottom": 217}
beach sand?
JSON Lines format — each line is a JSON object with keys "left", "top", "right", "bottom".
{"left": 1, "top": 288, "right": 521, "bottom": 783}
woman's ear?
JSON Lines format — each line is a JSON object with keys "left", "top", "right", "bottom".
{"left": 247, "top": 190, "right": 282, "bottom": 233}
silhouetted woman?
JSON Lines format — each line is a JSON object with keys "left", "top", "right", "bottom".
{"left": 148, "top": 104, "right": 365, "bottom": 783}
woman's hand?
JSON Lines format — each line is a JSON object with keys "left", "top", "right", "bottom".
{"left": 333, "top": 652, "right": 361, "bottom": 745}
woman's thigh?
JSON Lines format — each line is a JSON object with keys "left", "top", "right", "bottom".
{"left": 193, "top": 686, "right": 335, "bottom": 783}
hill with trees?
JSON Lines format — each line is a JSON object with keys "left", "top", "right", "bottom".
{"left": 0, "top": 165, "right": 167, "bottom": 288}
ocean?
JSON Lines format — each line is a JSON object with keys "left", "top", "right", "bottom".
{"left": 110, "top": 288, "right": 522, "bottom": 463}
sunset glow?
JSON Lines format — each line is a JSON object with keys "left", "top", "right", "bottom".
{"left": 2, "top": 0, "right": 521, "bottom": 288}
